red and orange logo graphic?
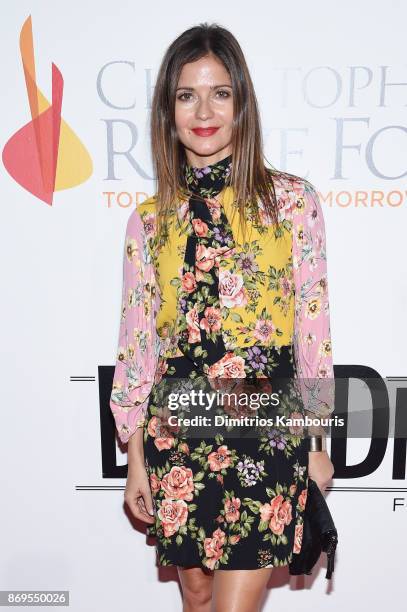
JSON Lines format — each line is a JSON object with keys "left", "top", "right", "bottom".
{"left": 2, "top": 16, "right": 92, "bottom": 205}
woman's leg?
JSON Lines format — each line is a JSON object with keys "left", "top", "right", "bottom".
{"left": 177, "top": 565, "right": 214, "bottom": 612}
{"left": 211, "top": 568, "right": 273, "bottom": 612}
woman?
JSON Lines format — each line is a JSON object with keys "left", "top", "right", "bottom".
{"left": 110, "top": 23, "right": 335, "bottom": 612}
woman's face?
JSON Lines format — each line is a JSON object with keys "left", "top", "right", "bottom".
{"left": 175, "top": 54, "right": 233, "bottom": 168}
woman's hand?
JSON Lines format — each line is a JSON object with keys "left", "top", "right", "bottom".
{"left": 124, "top": 464, "right": 155, "bottom": 524}
{"left": 308, "top": 450, "right": 334, "bottom": 492}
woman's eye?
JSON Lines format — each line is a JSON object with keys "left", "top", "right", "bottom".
{"left": 177, "top": 90, "right": 231, "bottom": 101}
{"left": 177, "top": 92, "right": 192, "bottom": 101}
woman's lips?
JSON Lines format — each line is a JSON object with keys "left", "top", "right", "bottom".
{"left": 192, "top": 127, "right": 220, "bottom": 137}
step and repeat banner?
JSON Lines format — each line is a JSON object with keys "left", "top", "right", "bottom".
{"left": 2, "top": 1, "right": 405, "bottom": 610}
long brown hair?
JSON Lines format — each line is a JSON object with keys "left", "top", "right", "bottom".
{"left": 150, "top": 22, "right": 282, "bottom": 242}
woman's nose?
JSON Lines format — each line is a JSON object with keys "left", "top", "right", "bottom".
{"left": 196, "top": 98, "right": 213, "bottom": 120}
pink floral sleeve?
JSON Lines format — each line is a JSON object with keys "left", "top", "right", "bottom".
{"left": 291, "top": 179, "right": 335, "bottom": 418}
{"left": 110, "top": 208, "right": 160, "bottom": 444}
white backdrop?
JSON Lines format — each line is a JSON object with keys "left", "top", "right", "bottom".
{"left": 1, "top": 1, "right": 406, "bottom": 610}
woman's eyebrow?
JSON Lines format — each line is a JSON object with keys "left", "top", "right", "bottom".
{"left": 176, "top": 84, "right": 233, "bottom": 91}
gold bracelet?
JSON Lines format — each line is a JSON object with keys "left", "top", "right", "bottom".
{"left": 135, "top": 417, "right": 146, "bottom": 429}
{"left": 309, "top": 435, "right": 327, "bottom": 452}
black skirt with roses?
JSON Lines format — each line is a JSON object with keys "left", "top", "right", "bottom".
{"left": 143, "top": 349, "right": 310, "bottom": 571}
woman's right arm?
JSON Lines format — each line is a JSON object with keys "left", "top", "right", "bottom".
{"left": 126, "top": 428, "right": 155, "bottom": 523}
{"left": 109, "top": 207, "right": 160, "bottom": 522}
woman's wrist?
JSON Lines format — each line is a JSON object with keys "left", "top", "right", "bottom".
{"left": 127, "top": 427, "right": 146, "bottom": 469}
{"left": 305, "top": 413, "right": 328, "bottom": 439}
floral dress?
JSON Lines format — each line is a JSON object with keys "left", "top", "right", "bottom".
{"left": 110, "top": 154, "right": 335, "bottom": 570}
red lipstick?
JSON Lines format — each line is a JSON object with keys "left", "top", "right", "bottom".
{"left": 192, "top": 127, "right": 220, "bottom": 137}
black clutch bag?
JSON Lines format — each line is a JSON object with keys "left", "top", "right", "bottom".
{"left": 289, "top": 477, "right": 338, "bottom": 579}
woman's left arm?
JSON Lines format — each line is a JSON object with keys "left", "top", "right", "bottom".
{"left": 292, "top": 178, "right": 335, "bottom": 490}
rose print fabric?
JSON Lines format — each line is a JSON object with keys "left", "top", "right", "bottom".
{"left": 177, "top": 153, "right": 235, "bottom": 370}
{"left": 109, "top": 154, "right": 335, "bottom": 569}
{"left": 143, "top": 352, "right": 309, "bottom": 570}
{"left": 110, "top": 162, "right": 334, "bottom": 444}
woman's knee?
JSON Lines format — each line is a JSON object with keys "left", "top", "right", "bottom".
{"left": 178, "top": 566, "right": 213, "bottom": 608}
{"left": 212, "top": 568, "right": 273, "bottom": 612}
